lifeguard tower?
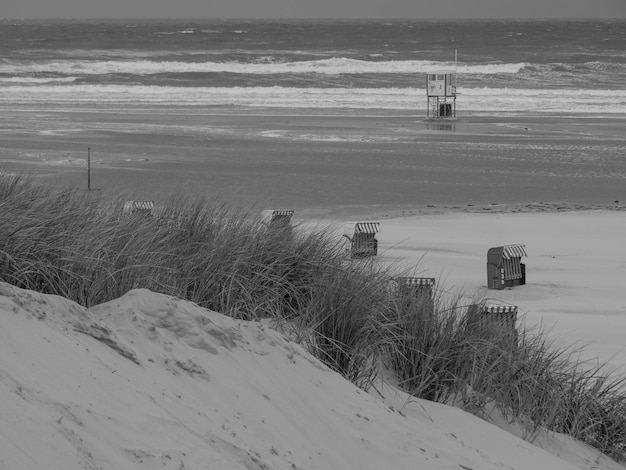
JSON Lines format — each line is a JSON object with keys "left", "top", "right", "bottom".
{"left": 426, "top": 72, "right": 457, "bottom": 119}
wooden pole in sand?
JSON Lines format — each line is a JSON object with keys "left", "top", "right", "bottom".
{"left": 87, "top": 147, "right": 91, "bottom": 190}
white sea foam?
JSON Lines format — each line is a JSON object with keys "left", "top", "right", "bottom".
{"left": 0, "top": 59, "right": 528, "bottom": 76}
{"left": 0, "top": 77, "right": 77, "bottom": 84}
{"left": 1, "top": 85, "right": 625, "bottom": 115}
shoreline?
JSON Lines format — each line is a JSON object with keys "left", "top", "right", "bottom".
{"left": 293, "top": 200, "right": 626, "bottom": 221}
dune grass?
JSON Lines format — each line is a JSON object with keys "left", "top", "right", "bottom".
{"left": 1, "top": 172, "right": 624, "bottom": 461}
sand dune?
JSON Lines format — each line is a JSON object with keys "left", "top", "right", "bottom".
{"left": 0, "top": 280, "right": 624, "bottom": 470}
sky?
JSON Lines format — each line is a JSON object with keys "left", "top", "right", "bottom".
{"left": 2, "top": 0, "right": 626, "bottom": 19}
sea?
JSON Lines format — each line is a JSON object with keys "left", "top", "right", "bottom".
{"left": 1, "top": 18, "right": 625, "bottom": 116}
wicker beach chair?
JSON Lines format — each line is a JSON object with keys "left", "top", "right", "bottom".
{"left": 343, "top": 222, "right": 379, "bottom": 258}
{"left": 486, "top": 244, "right": 527, "bottom": 289}
{"left": 122, "top": 200, "right": 154, "bottom": 216}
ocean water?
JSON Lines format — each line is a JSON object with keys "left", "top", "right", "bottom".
{"left": 1, "top": 18, "right": 625, "bottom": 115}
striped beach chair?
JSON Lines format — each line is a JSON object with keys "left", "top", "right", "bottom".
{"left": 261, "top": 209, "right": 294, "bottom": 241}
{"left": 467, "top": 303, "right": 519, "bottom": 346}
{"left": 261, "top": 209, "right": 294, "bottom": 228}
{"left": 486, "top": 244, "right": 527, "bottom": 289}
{"left": 396, "top": 276, "right": 436, "bottom": 315}
{"left": 344, "top": 222, "right": 379, "bottom": 258}
{"left": 397, "top": 276, "right": 436, "bottom": 299}
{"left": 123, "top": 200, "right": 154, "bottom": 216}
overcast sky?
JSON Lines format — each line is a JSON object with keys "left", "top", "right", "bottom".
{"left": 3, "top": 0, "right": 625, "bottom": 19}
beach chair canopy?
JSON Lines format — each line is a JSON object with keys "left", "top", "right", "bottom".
{"left": 500, "top": 244, "right": 527, "bottom": 260}
{"left": 397, "top": 277, "right": 435, "bottom": 287}
{"left": 397, "top": 277, "right": 436, "bottom": 302}
{"left": 469, "top": 303, "right": 519, "bottom": 331}
{"left": 481, "top": 304, "right": 518, "bottom": 328}
{"left": 487, "top": 244, "right": 527, "bottom": 281}
{"left": 488, "top": 244, "right": 527, "bottom": 266}
{"left": 481, "top": 304, "right": 518, "bottom": 315}
{"left": 354, "top": 222, "right": 380, "bottom": 234}
{"left": 261, "top": 209, "right": 294, "bottom": 224}
{"left": 123, "top": 200, "right": 154, "bottom": 214}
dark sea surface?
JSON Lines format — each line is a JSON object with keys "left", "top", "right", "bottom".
{"left": 1, "top": 19, "right": 625, "bottom": 211}
{"left": 1, "top": 18, "right": 625, "bottom": 114}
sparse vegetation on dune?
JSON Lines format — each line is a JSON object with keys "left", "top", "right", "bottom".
{"left": 1, "top": 172, "right": 624, "bottom": 462}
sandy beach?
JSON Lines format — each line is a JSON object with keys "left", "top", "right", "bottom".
{"left": 3, "top": 281, "right": 624, "bottom": 470}
{"left": 366, "top": 211, "right": 626, "bottom": 373}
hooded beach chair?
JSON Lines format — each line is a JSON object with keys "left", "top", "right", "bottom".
{"left": 260, "top": 210, "right": 295, "bottom": 241}
{"left": 261, "top": 209, "right": 294, "bottom": 230}
{"left": 396, "top": 277, "right": 436, "bottom": 316}
{"left": 122, "top": 200, "right": 154, "bottom": 216}
{"left": 344, "top": 222, "right": 380, "bottom": 258}
{"left": 486, "top": 244, "right": 527, "bottom": 289}
{"left": 466, "top": 303, "right": 519, "bottom": 346}
{"left": 397, "top": 276, "right": 436, "bottom": 299}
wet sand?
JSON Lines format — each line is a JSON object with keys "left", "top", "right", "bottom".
{"left": 1, "top": 105, "right": 625, "bottom": 217}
